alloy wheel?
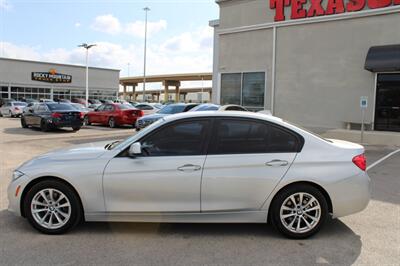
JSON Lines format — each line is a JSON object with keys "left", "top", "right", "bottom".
{"left": 279, "top": 192, "right": 321, "bottom": 234}
{"left": 31, "top": 188, "right": 71, "bottom": 230}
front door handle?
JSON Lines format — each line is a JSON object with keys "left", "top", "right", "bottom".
{"left": 265, "top": 160, "right": 289, "bottom": 167}
{"left": 177, "top": 164, "right": 202, "bottom": 172}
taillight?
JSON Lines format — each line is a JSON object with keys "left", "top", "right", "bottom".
{"left": 138, "top": 110, "right": 144, "bottom": 117}
{"left": 352, "top": 154, "right": 366, "bottom": 171}
{"left": 79, "top": 112, "right": 85, "bottom": 119}
{"left": 51, "top": 112, "right": 62, "bottom": 118}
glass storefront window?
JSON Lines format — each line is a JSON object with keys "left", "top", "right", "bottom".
{"left": 242, "top": 72, "right": 265, "bottom": 108}
{"left": 221, "top": 73, "right": 241, "bottom": 105}
{"left": 221, "top": 72, "right": 265, "bottom": 110}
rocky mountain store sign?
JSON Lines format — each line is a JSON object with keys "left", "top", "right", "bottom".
{"left": 32, "top": 69, "right": 72, "bottom": 83}
{"left": 270, "top": 0, "right": 400, "bottom": 21}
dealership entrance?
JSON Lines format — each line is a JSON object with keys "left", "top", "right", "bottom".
{"left": 375, "top": 73, "right": 400, "bottom": 132}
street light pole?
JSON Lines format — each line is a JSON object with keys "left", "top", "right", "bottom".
{"left": 142, "top": 6, "right": 150, "bottom": 102}
{"left": 78, "top": 43, "right": 96, "bottom": 107}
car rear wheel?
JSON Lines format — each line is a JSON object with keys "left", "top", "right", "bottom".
{"left": 270, "top": 184, "right": 328, "bottom": 239}
{"left": 40, "top": 119, "right": 49, "bottom": 132}
{"left": 24, "top": 180, "right": 83, "bottom": 234}
{"left": 108, "top": 117, "right": 116, "bottom": 128}
{"left": 9, "top": 110, "right": 14, "bottom": 118}
{"left": 21, "top": 117, "right": 28, "bottom": 128}
{"left": 72, "top": 126, "right": 81, "bottom": 131}
{"left": 83, "top": 116, "right": 90, "bottom": 126}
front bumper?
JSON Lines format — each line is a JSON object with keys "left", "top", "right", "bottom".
{"left": 329, "top": 171, "right": 371, "bottom": 218}
{"left": 7, "top": 173, "right": 30, "bottom": 216}
{"left": 135, "top": 119, "right": 156, "bottom": 129}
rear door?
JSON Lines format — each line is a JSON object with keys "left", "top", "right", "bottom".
{"left": 201, "top": 118, "right": 301, "bottom": 212}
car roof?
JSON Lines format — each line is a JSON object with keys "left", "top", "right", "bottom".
{"left": 163, "top": 111, "right": 283, "bottom": 124}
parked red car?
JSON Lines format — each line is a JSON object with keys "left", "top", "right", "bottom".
{"left": 84, "top": 103, "right": 144, "bottom": 128}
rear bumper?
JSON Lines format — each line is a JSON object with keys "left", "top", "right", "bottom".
{"left": 49, "top": 119, "right": 83, "bottom": 128}
{"left": 328, "top": 172, "right": 371, "bottom": 218}
{"left": 116, "top": 116, "right": 138, "bottom": 125}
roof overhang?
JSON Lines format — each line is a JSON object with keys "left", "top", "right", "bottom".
{"left": 365, "top": 44, "right": 400, "bottom": 72}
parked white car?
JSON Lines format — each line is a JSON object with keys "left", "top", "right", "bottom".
{"left": 7, "top": 112, "right": 370, "bottom": 238}
{"left": 134, "top": 103, "right": 162, "bottom": 115}
{"left": 0, "top": 101, "right": 27, "bottom": 117}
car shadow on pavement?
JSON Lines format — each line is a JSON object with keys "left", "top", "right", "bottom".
{"left": 3, "top": 127, "right": 76, "bottom": 135}
{"left": 0, "top": 210, "right": 361, "bottom": 265}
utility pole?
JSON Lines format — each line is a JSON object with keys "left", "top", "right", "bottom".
{"left": 78, "top": 43, "right": 96, "bottom": 107}
{"left": 142, "top": 7, "right": 150, "bottom": 102}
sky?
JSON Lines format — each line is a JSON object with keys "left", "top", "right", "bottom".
{"left": 0, "top": 0, "right": 219, "bottom": 83}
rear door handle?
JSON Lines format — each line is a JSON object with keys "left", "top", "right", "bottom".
{"left": 265, "top": 160, "right": 289, "bottom": 167}
{"left": 177, "top": 164, "right": 202, "bottom": 172}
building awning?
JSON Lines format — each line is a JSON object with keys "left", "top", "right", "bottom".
{"left": 365, "top": 44, "right": 400, "bottom": 72}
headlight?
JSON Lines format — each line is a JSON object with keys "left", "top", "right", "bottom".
{"left": 12, "top": 170, "right": 25, "bottom": 181}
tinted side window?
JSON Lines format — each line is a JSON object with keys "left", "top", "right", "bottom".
{"left": 141, "top": 120, "right": 209, "bottom": 156}
{"left": 210, "top": 119, "right": 300, "bottom": 154}
{"left": 104, "top": 105, "right": 114, "bottom": 111}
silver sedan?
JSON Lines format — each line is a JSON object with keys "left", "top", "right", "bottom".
{"left": 7, "top": 111, "right": 370, "bottom": 238}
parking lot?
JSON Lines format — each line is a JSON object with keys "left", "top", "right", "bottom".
{"left": 0, "top": 117, "right": 399, "bottom": 265}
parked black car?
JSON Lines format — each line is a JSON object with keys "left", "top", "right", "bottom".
{"left": 21, "top": 102, "right": 84, "bottom": 132}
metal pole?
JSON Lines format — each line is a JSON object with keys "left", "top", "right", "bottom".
{"left": 142, "top": 7, "right": 150, "bottom": 102}
{"left": 201, "top": 76, "right": 204, "bottom": 103}
{"left": 361, "top": 107, "right": 365, "bottom": 143}
{"left": 85, "top": 48, "right": 89, "bottom": 107}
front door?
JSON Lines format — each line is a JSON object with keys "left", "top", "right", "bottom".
{"left": 201, "top": 118, "right": 300, "bottom": 212}
{"left": 375, "top": 73, "right": 400, "bottom": 132}
{"left": 103, "top": 119, "right": 211, "bottom": 213}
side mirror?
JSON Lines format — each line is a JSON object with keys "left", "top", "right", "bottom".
{"left": 128, "top": 142, "right": 142, "bottom": 157}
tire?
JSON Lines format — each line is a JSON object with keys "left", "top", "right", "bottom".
{"left": 21, "top": 117, "right": 28, "bottom": 128}
{"left": 83, "top": 116, "right": 91, "bottom": 126}
{"left": 23, "top": 179, "right": 83, "bottom": 234}
{"left": 40, "top": 119, "right": 49, "bottom": 132}
{"left": 270, "top": 184, "right": 328, "bottom": 239}
{"left": 108, "top": 117, "right": 116, "bottom": 128}
{"left": 72, "top": 126, "right": 81, "bottom": 131}
{"left": 9, "top": 111, "right": 14, "bottom": 118}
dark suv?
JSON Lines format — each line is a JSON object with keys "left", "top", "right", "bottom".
{"left": 21, "top": 102, "right": 84, "bottom": 132}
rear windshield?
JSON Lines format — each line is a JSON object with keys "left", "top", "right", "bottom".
{"left": 47, "top": 103, "right": 77, "bottom": 111}
{"left": 117, "top": 104, "right": 134, "bottom": 110}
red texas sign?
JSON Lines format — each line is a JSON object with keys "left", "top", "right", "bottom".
{"left": 270, "top": 0, "right": 400, "bottom": 21}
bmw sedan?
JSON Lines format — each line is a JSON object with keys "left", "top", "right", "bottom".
{"left": 21, "top": 102, "right": 84, "bottom": 131}
{"left": 8, "top": 112, "right": 370, "bottom": 238}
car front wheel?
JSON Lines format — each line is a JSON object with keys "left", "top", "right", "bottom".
{"left": 83, "top": 116, "right": 90, "bottom": 126}
{"left": 270, "top": 184, "right": 328, "bottom": 239}
{"left": 24, "top": 180, "right": 82, "bottom": 234}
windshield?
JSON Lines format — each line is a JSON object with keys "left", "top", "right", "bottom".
{"left": 13, "top": 102, "right": 27, "bottom": 106}
{"left": 117, "top": 104, "right": 134, "bottom": 110}
{"left": 190, "top": 104, "right": 219, "bottom": 111}
{"left": 47, "top": 103, "right": 77, "bottom": 111}
{"left": 157, "top": 105, "right": 186, "bottom": 114}
{"left": 111, "top": 118, "right": 165, "bottom": 150}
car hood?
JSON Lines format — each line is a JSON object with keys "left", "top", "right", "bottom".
{"left": 17, "top": 141, "right": 110, "bottom": 170}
